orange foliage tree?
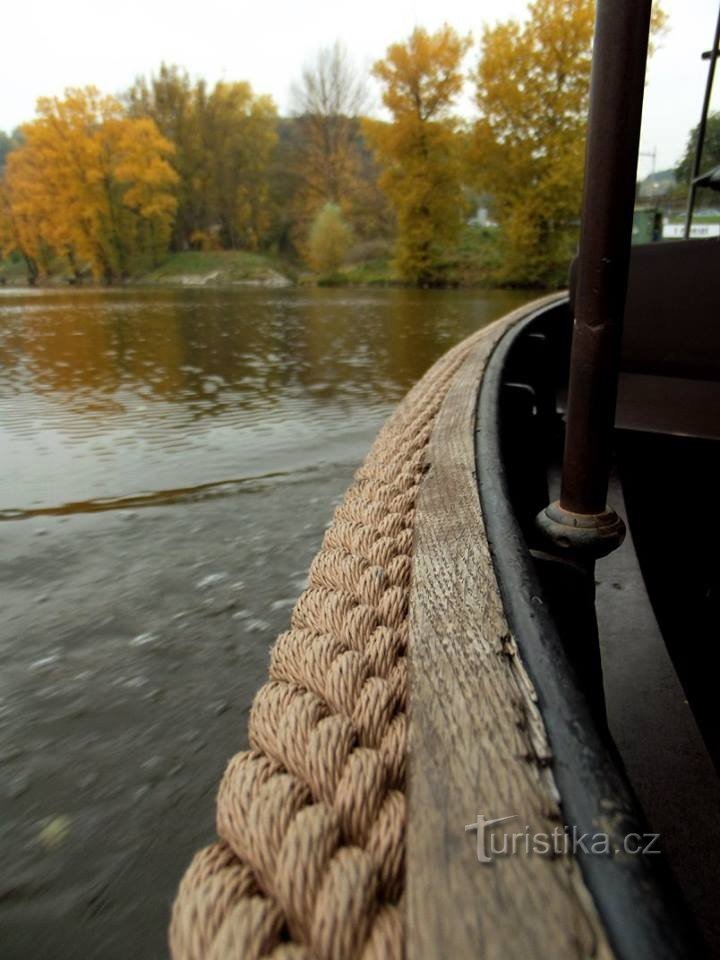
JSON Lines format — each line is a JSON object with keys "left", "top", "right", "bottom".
{"left": 1, "top": 87, "right": 177, "bottom": 282}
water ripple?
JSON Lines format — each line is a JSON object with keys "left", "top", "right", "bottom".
{"left": 0, "top": 286, "right": 528, "bottom": 512}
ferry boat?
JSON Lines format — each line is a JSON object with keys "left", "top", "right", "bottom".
{"left": 170, "top": 2, "right": 720, "bottom": 956}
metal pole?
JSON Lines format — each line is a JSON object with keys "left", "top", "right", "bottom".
{"left": 538, "top": 0, "right": 652, "bottom": 558}
{"left": 684, "top": 7, "right": 720, "bottom": 238}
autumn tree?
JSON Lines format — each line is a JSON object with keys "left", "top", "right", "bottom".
{"left": 126, "top": 65, "right": 204, "bottom": 249}
{"left": 1, "top": 130, "right": 67, "bottom": 283}
{"left": 289, "top": 43, "right": 390, "bottom": 246}
{"left": 0, "top": 130, "right": 20, "bottom": 171}
{"left": 113, "top": 115, "right": 181, "bottom": 265}
{"left": 128, "top": 68, "right": 278, "bottom": 251}
{"left": 2, "top": 88, "right": 177, "bottom": 282}
{"left": 0, "top": 130, "right": 40, "bottom": 282}
{"left": 307, "top": 202, "right": 352, "bottom": 276}
{"left": 365, "top": 26, "right": 471, "bottom": 285}
{"left": 473, "top": 0, "right": 667, "bottom": 286}
{"left": 291, "top": 42, "right": 366, "bottom": 204}
{"left": 203, "top": 82, "right": 278, "bottom": 249}
{"left": 0, "top": 176, "right": 42, "bottom": 283}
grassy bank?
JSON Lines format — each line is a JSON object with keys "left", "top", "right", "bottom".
{"left": 315, "top": 227, "right": 505, "bottom": 288}
{"left": 0, "top": 249, "right": 298, "bottom": 289}
{"left": 1, "top": 229, "right": 523, "bottom": 290}
{"left": 139, "top": 250, "right": 297, "bottom": 286}
{"left": 148, "top": 227, "right": 505, "bottom": 289}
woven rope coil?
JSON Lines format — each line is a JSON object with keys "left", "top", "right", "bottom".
{"left": 170, "top": 327, "right": 488, "bottom": 960}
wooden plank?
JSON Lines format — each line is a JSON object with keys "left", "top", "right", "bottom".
{"left": 407, "top": 297, "right": 615, "bottom": 960}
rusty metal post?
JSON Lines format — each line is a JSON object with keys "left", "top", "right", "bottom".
{"left": 538, "top": 0, "right": 653, "bottom": 559}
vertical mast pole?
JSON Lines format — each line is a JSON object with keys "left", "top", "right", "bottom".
{"left": 539, "top": 0, "right": 653, "bottom": 559}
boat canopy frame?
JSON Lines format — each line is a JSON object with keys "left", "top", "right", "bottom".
{"left": 684, "top": 6, "right": 720, "bottom": 236}
{"left": 538, "top": 0, "right": 652, "bottom": 559}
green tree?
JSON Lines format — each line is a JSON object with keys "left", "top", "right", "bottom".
{"left": 676, "top": 111, "right": 720, "bottom": 189}
{"left": 203, "top": 82, "right": 278, "bottom": 250}
{"left": 127, "top": 67, "right": 278, "bottom": 251}
{"left": 365, "top": 25, "right": 471, "bottom": 285}
{"left": 307, "top": 202, "right": 352, "bottom": 276}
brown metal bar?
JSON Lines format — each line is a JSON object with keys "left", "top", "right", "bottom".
{"left": 684, "top": 8, "right": 720, "bottom": 238}
{"left": 560, "top": 0, "right": 653, "bottom": 519}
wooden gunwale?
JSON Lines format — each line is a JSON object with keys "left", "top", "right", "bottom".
{"left": 406, "top": 294, "right": 616, "bottom": 960}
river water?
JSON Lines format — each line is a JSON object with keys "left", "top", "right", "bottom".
{"left": 0, "top": 285, "right": 528, "bottom": 959}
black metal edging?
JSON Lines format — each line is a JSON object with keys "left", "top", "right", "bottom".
{"left": 475, "top": 303, "right": 702, "bottom": 960}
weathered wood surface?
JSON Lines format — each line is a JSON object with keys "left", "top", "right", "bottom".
{"left": 407, "top": 297, "right": 615, "bottom": 960}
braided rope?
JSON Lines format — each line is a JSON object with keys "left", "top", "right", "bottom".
{"left": 170, "top": 327, "right": 491, "bottom": 960}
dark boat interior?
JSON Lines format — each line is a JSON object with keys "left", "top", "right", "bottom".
{"left": 485, "top": 238, "right": 720, "bottom": 956}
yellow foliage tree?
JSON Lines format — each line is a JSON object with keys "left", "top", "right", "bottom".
{"left": 307, "top": 202, "right": 352, "bottom": 277}
{"left": 126, "top": 64, "right": 203, "bottom": 250}
{"left": 0, "top": 151, "right": 50, "bottom": 283}
{"left": 365, "top": 26, "right": 471, "bottom": 285}
{"left": 114, "top": 115, "right": 179, "bottom": 263}
{"left": 473, "top": 0, "right": 667, "bottom": 286}
{"left": 2, "top": 87, "right": 177, "bottom": 282}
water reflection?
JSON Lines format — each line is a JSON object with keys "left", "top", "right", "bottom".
{"left": 0, "top": 286, "right": 528, "bottom": 512}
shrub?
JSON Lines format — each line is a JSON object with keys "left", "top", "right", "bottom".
{"left": 307, "top": 203, "right": 352, "bottom": 278}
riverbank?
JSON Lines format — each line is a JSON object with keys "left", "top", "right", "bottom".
{"left": 0, "top": 250, "right": 393, "bottom": 289}
{"left": 138, "top": 251, "right": 296, "bottom": 287}
{"left": 0, "top": 251, "right": 298, "bottom": 290}
{"left": 0, "top": 229, "right": 525, "bottom": 290}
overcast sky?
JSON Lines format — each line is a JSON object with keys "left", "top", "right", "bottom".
{"left": 2, "top": 0, "right": 718, "bottom": 177}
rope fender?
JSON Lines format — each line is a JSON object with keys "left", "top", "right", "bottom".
{"left": 170, "top": 324, "right": 494, "bottom": 960}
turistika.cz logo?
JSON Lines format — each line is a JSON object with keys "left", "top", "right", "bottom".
{"left": 464, "top": 814, "right": 661, "bottom": 864}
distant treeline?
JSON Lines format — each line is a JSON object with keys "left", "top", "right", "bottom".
{"left": 0, "top": 0, "right": 669, "bottom": 288}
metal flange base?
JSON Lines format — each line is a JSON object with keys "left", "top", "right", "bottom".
{"left": 536, "top": 501, "right": 626, "bottom": 560}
